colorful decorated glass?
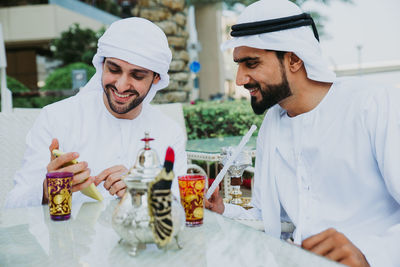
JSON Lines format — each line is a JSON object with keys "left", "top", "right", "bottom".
{"left": 178, "top": 174, "right": 206, "bottom": 227}
{"left": 46, "top": 172, "right": 73, "bottom": 221}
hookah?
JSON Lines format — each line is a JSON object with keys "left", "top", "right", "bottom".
{"left": 220, "top": 147, "right": 252, "bottom": 206}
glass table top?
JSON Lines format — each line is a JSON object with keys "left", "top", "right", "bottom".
{"left": 186, "top": 136, "right": 257, "bottom": 154}
{"left": 0, "top": 199, "right": 340, "bottom": 267}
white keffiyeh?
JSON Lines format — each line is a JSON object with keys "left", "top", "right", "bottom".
{"left": 221, "top": 0, "right": 336, "bottom": 83}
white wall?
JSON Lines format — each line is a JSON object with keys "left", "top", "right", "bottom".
{"left": 0, "top": 4, "right": 106, "bottom": 44}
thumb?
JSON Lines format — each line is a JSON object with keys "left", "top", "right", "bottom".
{"left": 211, "top": 184, "right": 220, "bottom": 198}
{"left": 49, "top": 138, "right": 59, "bottom": 160}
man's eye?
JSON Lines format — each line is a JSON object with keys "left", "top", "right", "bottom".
{"left": 109, "top": 68, "right": 119, "bottom": 73}
{"left": 132, "top": 74, "right": 145, "bottom": 80}
{"left": 246, "top": 61, "right": 258, "bottom": 68}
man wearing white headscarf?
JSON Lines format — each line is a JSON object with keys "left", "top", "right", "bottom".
{"left": 6, "top": 18, "right": 187, "bottom": 208}
{"left": 206, "top": 1, "right": 400, "bottom": 266}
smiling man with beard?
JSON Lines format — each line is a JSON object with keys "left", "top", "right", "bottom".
{"left": 241, "top": 50, "right": 292, "bottom": 115}
{"left": 6, "top": 18, "right": 187, "bottom": 208}
{"left": 205, "top": 1, "right": 400, "bottom": 266}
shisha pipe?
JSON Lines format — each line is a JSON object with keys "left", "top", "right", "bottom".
{"left": 205, "top": 125, "right": 257, "bottom": 200}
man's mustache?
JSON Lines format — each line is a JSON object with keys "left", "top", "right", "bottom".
{"left": 244, "top": 83, "right": 260, "bottom": 90}
{"left": 105, "top": 84, "right": 139, "bottom": 96}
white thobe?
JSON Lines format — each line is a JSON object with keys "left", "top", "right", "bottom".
{"left": 224, "top": 77, "right": 400, "bottom": 266}
{"left": 5, "top": 90, "right": 187, "bottom": 208}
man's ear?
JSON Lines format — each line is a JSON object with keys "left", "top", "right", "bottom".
{"left": 152, "top": 73, "right": 161, "bottom": 85}
{"left": 287, "top": 52, "right": 303, "bottom": 73}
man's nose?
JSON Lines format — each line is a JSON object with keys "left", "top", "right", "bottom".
{"left": 115, "top": 74, "right": 132, "bottom": 92}
{"left": 236, "top": 66, "right": 250, "bottom": 86}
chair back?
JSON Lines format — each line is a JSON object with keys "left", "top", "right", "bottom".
{"left": 152, "top": 103, "right": 187, "bottom": 142}
{"left": 0, "top": 108, "right": 42, "bottom": 209}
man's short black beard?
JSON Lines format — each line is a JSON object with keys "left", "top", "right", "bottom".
{"left": 250, "top": 66, "right": 292, "bottom": 115}
{"left": 104, "top": 85, "right": 149, "bottom": 114}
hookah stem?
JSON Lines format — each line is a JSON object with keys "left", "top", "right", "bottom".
{"left": 164, "top": 146, "right": 175, "bottom": 173}
{"left": 206, "top": 125, "right": 257, "bottom": 200}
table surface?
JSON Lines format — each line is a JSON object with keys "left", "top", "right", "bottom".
{"left": 0, "top": 200, "right": 340, "bottom": 267}
{"left": 186, "top": 136, "right": 257, "bottom": 154}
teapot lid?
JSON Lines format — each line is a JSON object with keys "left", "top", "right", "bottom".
{"left": 126, "top": 132, "right": 162, "bottom": 184}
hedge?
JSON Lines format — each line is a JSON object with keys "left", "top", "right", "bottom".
{"left": 7, "top": 75, "right": 30, "bottom": 93}
{"left": 0, "top": 76, "right": 32, "bottom": 109}
{"left": 41, "top": 62, "right": 95, "bottom": 91}
{"left": 183, "top": 100, "right": 264, "bottom": 140}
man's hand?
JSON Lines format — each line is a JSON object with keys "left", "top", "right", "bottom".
{"left": 43, "top": 138, "right": 95, "bottom": 204}
{"left": 204, "top": 185, "right": 225, "bottom": 214}
{"left": 301, "top": 228, "right": 370, "bottom": 267}
{"left": 95, "top": 165, "right": 128, "bottom": 198}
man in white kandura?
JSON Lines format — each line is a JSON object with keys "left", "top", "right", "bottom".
{"left": 205, "top": 1, "right": 400, "bottom": 266}
{"left": 6, "top": 18, "right": 187, "bottom": 208}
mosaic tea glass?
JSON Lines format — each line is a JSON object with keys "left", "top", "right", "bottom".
{"left": 178, "top": 174, "right": 206, "bottom": 227}
{"left": 46, "top": 172, "right": 73, "bottom": 221}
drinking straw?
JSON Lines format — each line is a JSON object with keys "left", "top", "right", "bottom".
{"left": 205, "top": 125, "right": 257, "bottom": 200}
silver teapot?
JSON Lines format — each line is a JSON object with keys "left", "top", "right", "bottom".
{"left": 112, "top": 132, "right": 185, "bottom": 256}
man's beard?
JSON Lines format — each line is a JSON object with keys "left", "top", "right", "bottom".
{"left": 103, "top": 84, "right": 148, "bottom": 114}
{"left": 248, "top": 69, "right": 292, "bottom": 115}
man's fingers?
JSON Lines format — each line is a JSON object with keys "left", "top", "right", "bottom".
{"left": 204, "top": 185, "right": 224, "bottom": 214}
{"left": 209, "top": 184, "right": 219, "bottom": 198}
{"left": 302, "top": 229, "right": 370, "bottom": 267}
{"left": 58, "top": 161, "right": 88, "bottom": 175}
{"left": 116, "top": 188, "right": 126, "bottom": 198}
{"left": 72, "top": 176, "right": 95, "bottom": 192}
{"left": 205, "top": 198, "right": 213, "bottom": 209}
{"left": 95, "top": 165, "right": 127, "bottom": 185}
{"left": 72, "top": 168, "right": 91, "bottom": 185}
{"left": 307, "top": 236, "right": 335, "bottom": 256}
{"left": 109, "top": 181, "right": 127, "bottom": 196}
{"left": 103, "top": 171, "right": 126, "bottom": 190}
{"left": 302, "top": 228, "right": 337, "bottom": 250}
{"left": 325, "top": 246, "right": 346, "bottom": 262}
{"left": 117, "top": 188, "right": 126, "bottom": 197}
{"left": 49, "top": 138, "right": 59, "bottom": 161}
{"left": 47, "top": 152, "right": 80, "bottom": 172}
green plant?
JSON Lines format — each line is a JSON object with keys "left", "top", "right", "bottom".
{"left": 6, "top": 75, "right": 30, "bottom": 93}
{"left": 2, "top": 76, "right": 33, "bottom": 108}
{"left": 183, "top": 100, "right": 264, "bottom": 140}
{"left": 41, "top": 62, "right": 95, "bottom": 91}
{"left": 51, "top": 24, "right": 105, "bottom": 66}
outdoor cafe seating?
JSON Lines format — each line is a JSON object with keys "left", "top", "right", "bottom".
{"left": 0, "top": 105, "right": 333, "bottom": 267}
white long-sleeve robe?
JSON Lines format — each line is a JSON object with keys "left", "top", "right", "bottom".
{"left": 224, "top": 77, "right": 400, "bottom": 266}
{"left": 5, "top": 90, "right": 187, "bottom": 208}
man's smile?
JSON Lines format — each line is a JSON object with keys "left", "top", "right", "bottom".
{"left": 108, "top": 86, "right": 138, "bottom": 104}
{"left": 248, "top": 87, "right": 259, "bottom": 96}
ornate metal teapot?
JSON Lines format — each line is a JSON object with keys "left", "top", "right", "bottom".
{"left": 111, "top": 133, "right": 185, "bottom": 256}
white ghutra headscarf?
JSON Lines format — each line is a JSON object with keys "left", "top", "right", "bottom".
{"left": 221, "top": 0, "right": 336, "bottom": 83}
{"left": 79, "top": 17, "right": 172, "bottom": 104}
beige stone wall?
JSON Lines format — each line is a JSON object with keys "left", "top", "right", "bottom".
{"left": 131, "top": 0, "right": 190, "bottom": 103}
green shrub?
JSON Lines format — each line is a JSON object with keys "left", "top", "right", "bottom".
{"left": 1, "top": 76, "right": 33, "bottom": 108}
{"left": 183, "top": 100, "right": 264, "bottom": 140}
{"left": 51, "top": 23, "right": 104, "bottom": 65}
{"left": 7, "top": 75, "right": 30, "bottom": 93}
{"left": 41, "top": 62, "right": 95, "bottom": 91}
